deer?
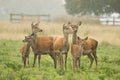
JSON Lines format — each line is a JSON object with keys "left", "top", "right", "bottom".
{"left": 70, "top": 22, "right": 98, "bottom": 70}
{"left": 20, "top": 43, "right": 30, "bottom": 67}
{"left": 71, "top": 37, "right": 98, "bottom": 70}
{"left": 20, "top": 21, "right": 43, "bottom": 67}
{"left": 53, "top": 22, "right": 74, "bottom": 70}
{"left": 71, "top": 21, "right": 82, "bottom": 44}
{"left": 22, "top": 32, "right": 57, "bottom": 68}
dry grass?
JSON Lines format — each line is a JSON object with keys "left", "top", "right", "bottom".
{"left": 0, "top": 20, "right": 120, "bottom": 46}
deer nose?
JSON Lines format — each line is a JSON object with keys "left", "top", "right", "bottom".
{"left": 22, "top": 40, "right": 25, "bottom": 42}
{"left": 40, "top": 29, "right": 43, "bottom": 32}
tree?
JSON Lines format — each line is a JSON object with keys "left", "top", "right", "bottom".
{"left": 64, "top": 0, "right": 120, "bottom": 16}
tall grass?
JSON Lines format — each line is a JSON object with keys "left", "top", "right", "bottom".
{"left": 0, "top": 18, "right": 120, "bottom": 46}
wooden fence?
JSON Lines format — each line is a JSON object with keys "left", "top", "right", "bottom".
{"left": 99, "top": 17, "right": 120, "bottom": 25}
{"left": 10, "top": 13, "right": 51, "bottom": 22}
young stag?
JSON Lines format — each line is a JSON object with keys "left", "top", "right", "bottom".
{"left": 20, "top": 43, "right": 30, "bottom": 67}
{"left": 53, "top": 22, "right": 74, "bottom": 70}
{"left": 23, "top": 33, "right": 57, "bottom": 68}
{"left": 71, "top": 37, "right": 98, "bottom": 70}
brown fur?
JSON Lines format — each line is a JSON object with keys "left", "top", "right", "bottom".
{"left": 71, "top": 37, "right": 98, "bottom": 70}
{"left": 21, "top": 21, "right": 43, "bottom": 68}
{"left": 23, "top": 33, "right": 57, "bottom": 68}
{"left": 20, "top": 43, "right": 30, "bottom": 67}
{"left": 53, "top": 36, "right": 69, "bottom": 70}
{"left": 31, "top": 21, "right": 43, "bottom": 33}
{"left": 53, "top": 22, "right": 74, "bottom": 70}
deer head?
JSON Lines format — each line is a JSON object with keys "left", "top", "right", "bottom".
{"left": 71, "top": 21, "right": 82, "bottom": 33}
{"left": 78, "top": 36, "right": 88, "bottom": 47}
{"left": 31, "top": 21, "right": 43, "bottom": 33}
{"left": 23, "top": 33, "right": 36, "bottom": 44}
{"left": 63, "top": 22, "right": 74, "bottom": 34}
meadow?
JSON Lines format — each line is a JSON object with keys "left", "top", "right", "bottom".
{"left": 0, "top": 20, "right": 120, "bottom": 80}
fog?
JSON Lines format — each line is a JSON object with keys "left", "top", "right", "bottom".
{"left": 0, "top": 0, "right": 67, "bottom": 20}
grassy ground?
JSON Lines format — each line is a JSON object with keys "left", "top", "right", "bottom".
{"left": 0, "top": 40, "right": 120, "bottom": 80}
{"left": 0, "top": 21, "right": 120, "bottom": 80}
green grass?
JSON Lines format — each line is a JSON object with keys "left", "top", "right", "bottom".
{"left": 0, "top": 40, "right": 120, "bottom": 80}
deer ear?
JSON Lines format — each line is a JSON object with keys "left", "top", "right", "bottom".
{"left": 31, "top": 22, "right": 35, "bottom": 29}
{"left": 84, "top": 37, "right": 88, "bottom": 40}
{"left": 37, "top": 21, "right": 40, "bottom": 24}
{"left": 77, "top": 21, "right": 82, "bottom": 26}
{"left": 25, "top": 36, "right": 27, "bottom": 38}
{"left": 30, "top": 32, "right": 34, "bottom": 36}
{"left": 68, "top": 21, "right": 71, "bottom": 24}
{"left": 77, "top": 36, "right": 81, "bottom": 40}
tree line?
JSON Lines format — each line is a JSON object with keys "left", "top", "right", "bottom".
{"left": 64, "top": 0, "right": 120, "bottom": 16}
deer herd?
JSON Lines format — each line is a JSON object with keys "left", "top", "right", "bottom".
{"left": 20, "top": 21, "right": 98, "bottom": 71}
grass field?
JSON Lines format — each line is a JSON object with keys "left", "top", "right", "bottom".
{"left": 0, "top": 20, "right": 120, "bottom": 80}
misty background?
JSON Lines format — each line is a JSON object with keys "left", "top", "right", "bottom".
{"left": 0, "top": 0, "right": 67, "bottom": 20}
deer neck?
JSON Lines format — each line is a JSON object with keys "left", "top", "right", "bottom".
{"left": 31, "top": 34, "right": 38, "bottom": 52}
{"left": 26, "top": 43, "right": 31, "bottom": 51}
{"left": 76, "top": 44, "right": 84, "bottom": 57}
{"left": 63, "top": 33, "right": 69, "bottom": 49}
{"left": 24, "top": 43, "right": 30, "bottom": 56}
{"left": 72, "top": 32, "right": 78, "bottom": 44}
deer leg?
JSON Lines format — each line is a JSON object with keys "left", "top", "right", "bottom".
{"left": 27, "top": 56, "right": 29, "bottom": 67}
{"left": 38, "top": 54, "right": 41, "bottom": 68}
{"left": 49, "top": 53, "right": 57, "bottom": 69}
{"left": 75, "top": 58, "right": 78, "bottom": 71}
{"left": 60, "top": 53, "right": 63, "bottom": 70}
{"left": 55, "top": 54, "right": 57, "bottom": 69}
{"left": 78, "top": 57, "right": 80, "bottom": 68}
{"left": 61, "top": 55, "right": 64, "bottom": 70}
{"left": 88, "top": 54, "right": 94, "bottom": 69}
{"left": 65, "top": 53, "right": 68, "bottom": 70}
{"left": 73, "top": 58, "right": 76, "bottom": 71}
{"left": 33, "top": 54, "right": 37, "bottom": 67}
{"left": 92, "top": 51, "right": 98, "bottom": 69}
{"left": 24, "top": 57, "right": 26, "bottom": 68}
{"left": 58, "top": 54, "right": 61, "bottom": 68}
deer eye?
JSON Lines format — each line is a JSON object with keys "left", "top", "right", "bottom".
{"left": 66, "top": 27, "right": 69, "bottom": 29}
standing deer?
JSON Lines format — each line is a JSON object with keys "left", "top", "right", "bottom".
{"left": 71, "top": 22, "right": 98, "bottom": 70}
{"left": 53, "top": 22, "right": 74, "bottom": 70}
{"left": 20, "top": 43, "right": 30, "bottom": 67}
{"left": 23, "top": 32, "right": 57, "bottom": 68}
{"left": 71, "top": 37, "right": 98, "bottom": 70}
{"left": 20, "top": 21, "right": 43, "bottom": 67}
{"left": 71, "top": 21, "right": 82, "bottom": 44}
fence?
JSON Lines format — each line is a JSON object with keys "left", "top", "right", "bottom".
{"left": 10, "top": 13, "right": 51, "bottom": 22}
{"left": 99, "top": 17, "right": 120, "bottom": 25}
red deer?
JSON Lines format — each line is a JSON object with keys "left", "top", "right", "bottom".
{"left": 20, "top": 43, "right": 30, "bottom": 67}
{"left": 20, "top": 21, "right": 43, "bottom": 67}
{"left": 31, "top": 21, "right": 43, "bottom": 33}
{"left": 71, "top": 21, "right": 82, "bottom": 44}
{"left": 53, "top": 22, "right": 74, "bottom": 70}
{"left": 71, "top": 37, "right": 98, "bottom": 70}
{"left": 23, "top": 33, "right": 57, "bottom": 68}
{"left": 71, "top": 22, "right": 98, "bottom": 70}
